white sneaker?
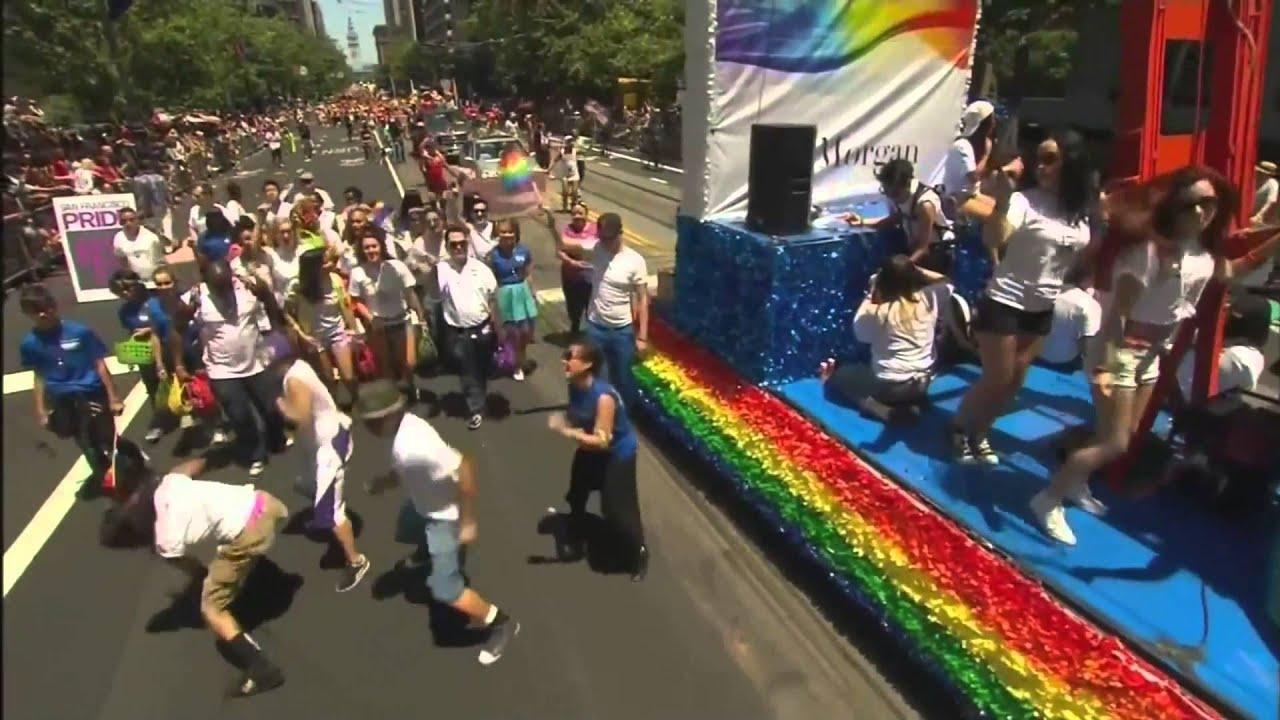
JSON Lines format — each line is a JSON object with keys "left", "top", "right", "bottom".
{"left": 249, "top": 461, "right": 266, "bottom": 478}
{"left": 1066, "top": 486, "right": 1108, "bottom": 516}
{"left": 211, "top": 429, "right": 230, "bottom": 447}
{"left": 1030, "top": 492, "right": 1077, "bottom": 546}
{"left": 144, "top": 428, "right": 163, "bottom": 443}
{"left": 513, "top": 368, "right": 525, "bottom": 381}
{"left": 179, "top": 414, "right": 197, "bottom": 429}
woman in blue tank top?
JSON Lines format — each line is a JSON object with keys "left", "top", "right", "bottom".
{"left": 547, "top": 338, "right": 647, "bottom": 581}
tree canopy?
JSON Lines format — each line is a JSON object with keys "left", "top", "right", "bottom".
{"left": 4, "top": 0, "right": 352, "bottom": 123}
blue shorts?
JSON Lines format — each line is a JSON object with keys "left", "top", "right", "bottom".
{"left": 424, "top": 517, "right": 464, "bottom": 603}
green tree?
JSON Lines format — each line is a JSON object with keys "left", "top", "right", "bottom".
{"left": 462, "top": 0, "right": 683, "bottom": 101}
{"left": 4, "top": 0, "right": 352, "bottom": 120}
{"left": 976, "top": 0, "right": 1121, "bottom": 96}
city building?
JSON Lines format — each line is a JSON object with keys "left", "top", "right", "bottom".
{"left": 245, "top": 0, "right": 319, "bottom": 35}
{"left": 346, "top": 17, "right": 361, "bottom": 65}
{"left": 416, "top": 0, "right": 468, "bottom": 47}
{"left": 373, "top": 25, "right": 393, "bottom": 67}
{"left": 311, "top": 0, "right": 326, "bottom": 37}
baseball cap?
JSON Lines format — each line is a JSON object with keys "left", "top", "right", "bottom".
{"left": 597, "top": 212, "right": 623, "bottom": 239}
{"left": 299, "top": 170, "right": 316, "bottom": 181}
{"left": 958, "top": 100, "right": 995, "bottom": 137}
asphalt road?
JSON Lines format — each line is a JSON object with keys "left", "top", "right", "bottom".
{"left": 2, "top": 126, "right": 934, "bottom": 720}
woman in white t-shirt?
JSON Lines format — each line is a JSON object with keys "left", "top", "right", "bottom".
{"left": 263, "top": 218, "right": 303, "bottom": 307}
{"left": 287, "top": 247, "right": 361, "bottom": 406}
{"left": 553, "top": 136, "right": 581, "bottom": 212}
{"left": 347, "top": 231, "right": 427, "bottom": 400}
{"left": 1037, "top": 166, "right": 1280, "bottom": 545}
{"left": 187, "top": 183, "right": 228, "bottom": 247}
{"left": 223, "top": 180, "right": 247, "bottom": 223}
{"left": 950, "top": 130, "right": 1097, "bottom": 465}
{"left": 819, "top": 255, "right": 951, "bottom": 422}
{"left": 941, "top": 101, "right": 998, "bottom": 221}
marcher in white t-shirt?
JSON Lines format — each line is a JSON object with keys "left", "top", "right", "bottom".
{"left": 437, "top": 225, "right": 498, "bottom": 429}
{"left": 941, "top": 101, "right": 998, "bottom": 220}
{"left": 1243, "top": 161, "right": 1280, "bottom": 287}
{"left": 951, "top": 131, "right": 1096, "bottom": 466}
{"left": 1175, "top": 291, "right": 1272, "bottom": 402}
{"left": 113, "top": 206, "right": 168, "bottom": 280}
{"left": 187, "top": 182, "right": 228, "bottom": 245}
{"left": 1039, "top": 287, "right": 1102, "bottom": 366}
{"left": 178, "top": 261, "right": 285, "bottom": 478}
{"left": 586, "top": 213, "right": 650, "bottom": 401}
{"left": 98, "top": 444, "right": 288, "bottom": 698}
{"left": 275, "top": 356, "right": 369, "bottom": 592}
{"left": 466, "top": 199, "right": 497, "bottom": 260}
{"left": 347, "top": 232, "right": 425, "bottom": 400}
{"left": 358, "top": 381, "right": 520, "bottom": 666}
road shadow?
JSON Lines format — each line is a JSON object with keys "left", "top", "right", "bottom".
{"left": 526, "top": 510, "right": 632, "bottom": 575}
{"left": 437, "top": 392, "right": 512, "bottom": 422}
{"left": 282, "top": 508, "right": 366, "bottom": 570}
{"left": 369, "top": 546, "right": 490, "bottom": 649}
{"left": 145, "top": 557, "right": 303, "bottom": 635}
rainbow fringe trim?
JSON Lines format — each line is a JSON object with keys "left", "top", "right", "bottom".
{"left": 635, "top": 319, "right": 1221, "bottom": 720}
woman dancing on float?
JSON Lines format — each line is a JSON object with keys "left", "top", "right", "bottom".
{"left": 1034, "top": 166, "right": 1280, "bottom": 545}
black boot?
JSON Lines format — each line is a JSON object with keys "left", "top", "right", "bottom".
{"left": 224, "top": 633, "right": 285, "bottom": 698}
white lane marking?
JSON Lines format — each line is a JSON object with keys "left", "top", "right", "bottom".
{"left": 649, "top": 177, "right": 669, "bottom": 185}
{"left": 4, "top": 357, "right": 135, "bottom": 396}
{"left": 375, "top": 132, "right": 407, "bottom": 198}
{"left": 535, "top": 274, "right": 658, "bottom": 305}
{"left": 597, "top": 162, "right": 611, "bottom": 167}
{"left": 3, "top": 380, "right": 149, "bottom": 597}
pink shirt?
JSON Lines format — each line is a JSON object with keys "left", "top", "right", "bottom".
{"left": 560, "top": 221, "right": 598, "bottom": 281}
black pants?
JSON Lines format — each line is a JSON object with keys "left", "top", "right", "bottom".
{"left": 48, "top": 390, "right": 115, "bottom": 481}
{"left": 567, "top": 450, "right": 644, "bottom": 560}
{"left": 270, "top": 148, "right": 282, "bottom": 166}
{"left": 825, "top": 363, "right": 931, "bottom": 421}
{"left": 562, "top": 276, "right": 592, "bottom": 334}
{"left": 210, "top": 371, "right": 286, "bottom": 464}
{"left": 444, "top": 322, "right": 495, "bottom": 416}
{"left": 138, "top": 363, "right": 167, "bottom": 431}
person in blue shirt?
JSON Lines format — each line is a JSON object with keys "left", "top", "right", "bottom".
{"left": 18, "top": 284, "right": 123, "bottom": 498}
{"left": 110, "top": 269, "right": 172, "bottom": 443}
{"left": 488, "top": 218, "right": 538, "bottom": 381}
{"left": 547, "top": 338, "right": 647, "bottom": 581}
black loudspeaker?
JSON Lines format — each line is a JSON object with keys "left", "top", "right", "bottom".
{"left": 746, "top": 123, "right": 817, "bottom": 236}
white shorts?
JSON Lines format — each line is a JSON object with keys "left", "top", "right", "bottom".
{"left": 303, "top": 422, "right": 354, "bottom": 530}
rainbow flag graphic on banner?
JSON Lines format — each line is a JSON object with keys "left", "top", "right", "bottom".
{"left": 633, "top": 318, "right": 1222, "bottom": 720}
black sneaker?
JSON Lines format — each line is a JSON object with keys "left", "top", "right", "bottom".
{"left": 228, "top": 665, "right": 285, "bottom": 698}
{"left": 478, "top": 614, "right": 520, "bottom": 666}
{"left": 951, "top": 429, "right": 976, "bottom": 464}
{"left": 336, "top": 555, "right": 371, "bottom": 593}
{"left": 969, "top": 436, "right": 1000, "bottom": 465}
{"left": 631, "top": 546, "right": 649, "bottom": 583}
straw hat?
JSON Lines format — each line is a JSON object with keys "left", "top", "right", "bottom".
{"left": 1257, "top": 161, "right": 1277, "bottom": 177}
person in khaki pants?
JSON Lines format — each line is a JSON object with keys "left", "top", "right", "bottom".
{"left": 100, "top": 440, "right": 290, "bottom": 698}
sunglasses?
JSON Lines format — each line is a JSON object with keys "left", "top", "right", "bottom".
{"left": 447, "top": 242, "right": 468, "bottom": 250}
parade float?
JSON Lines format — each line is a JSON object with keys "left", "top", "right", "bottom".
{"left": 638, "top": 1, "right": 1277, "bottom": 718}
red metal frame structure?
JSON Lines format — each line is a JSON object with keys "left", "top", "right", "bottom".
{"left": 1108, "top": 0, "right": 1273, "bottom": 484}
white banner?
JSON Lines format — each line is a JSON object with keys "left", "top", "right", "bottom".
{"left": 698, "top": 0, "right": 980, "bottom": 220}
{"left": 54, "top": 194, "right": 136, "bottom": 303}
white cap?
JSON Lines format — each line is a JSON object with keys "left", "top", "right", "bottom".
{"left": 958, "top": 100, "right": 995, "bottom": 137}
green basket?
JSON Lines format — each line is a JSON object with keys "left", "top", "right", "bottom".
{"left": 115, "top": 339, "right": 155, "bottom": 365}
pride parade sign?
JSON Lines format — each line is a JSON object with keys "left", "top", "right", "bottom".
{"left": 54, "top": 194, "right": 135, "bottom": 303}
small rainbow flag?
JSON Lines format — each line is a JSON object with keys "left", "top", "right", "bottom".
{"left": 499, "top": 148, "right": 535, "bottom": 193}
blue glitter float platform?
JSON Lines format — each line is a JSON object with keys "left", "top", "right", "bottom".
{"left": 671, "top": 215, "right": 1279, "bottom": 719}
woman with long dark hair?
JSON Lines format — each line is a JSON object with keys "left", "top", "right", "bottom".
{"left": 547, "top": 338, "right": 647, "bottom": 581}
{"left": 950, "top": 129, "right": 1098, "bottom": 465}
{"left": 819, "top": 255, "right": 951, "bottom": 420}
{"left": 347, "top": 231, "right": 426, "bottom": 401}
{"left": 1034, "top": 166, "right": 1280, "bottom": 545}
{"left": 288, "top": 247, "right": 361, "bottom": 406}
{"left": 942, "top": 100, "right": 1000, "bottom": 221}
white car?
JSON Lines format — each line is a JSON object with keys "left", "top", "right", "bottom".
{"left": 462, "top": 135, "right": 522, "bottom": 179}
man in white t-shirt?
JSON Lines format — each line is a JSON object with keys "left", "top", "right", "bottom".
{"left": 1253, "top": 161, "right": 1278, "bottom": 226}
{"left": 1175, "top": 292, "right": 1271, "bottom": 402}
{"left": 358, "top": 381, "right": 520, "bottom": 665}
{"left": 585, "top": 213, "right": 650, "bottom": 400}
{"left": 99, "top": 443, "right": 288, "bottom": 698}
{"left": 1039, "top": 286, "right": 1102, "bottom": 366}
{"left": 438, "top": 225, "right": 498, "bottom": 429}
{"left": 260, "top": 179, "right": 293, "bottom": 229}
{"left": 113, "top": 206, "right": 169, "bottom": 280}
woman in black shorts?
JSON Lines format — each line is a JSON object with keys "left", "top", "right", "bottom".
{"left": 949, "top": 129, "right": 1097, "bottom": 464}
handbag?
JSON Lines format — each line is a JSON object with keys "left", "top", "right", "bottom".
{"left": 492, "top": 327, "right": 518, "bottom": 375}
{"left": 184, "top": 372, "right": 218, "bottom": 416}
{"left": 166, "top": 378, "right": 193, "bottom": 417}
{"left": 355, "top": 341, "right": 379, "bottom": 380}
{"left": 416, "top": 323, "right": 439, "bottom": 367}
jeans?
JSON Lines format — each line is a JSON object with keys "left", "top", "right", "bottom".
{"left": 391, "top": 139, "right": 406, "bottom": 163}
{"left": 424, "top": 517, "right": 465, "bottom": 603}
{"left": 586, "top": 321, "right": 636, "bottom": 401}
{"left": 210, "top": 371, "right": 286, "bottom": 464}
{"left": 444, "top": 322, "right": 495, "bottom": 416}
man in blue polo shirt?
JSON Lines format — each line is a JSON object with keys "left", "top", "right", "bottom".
{"left": 19, "top": 284, "right": 124, "bottom": 497}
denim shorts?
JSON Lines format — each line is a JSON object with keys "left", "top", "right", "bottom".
{"left": 424, "top": 517, "right": 464, "bottom": 603}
